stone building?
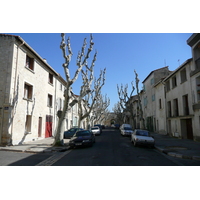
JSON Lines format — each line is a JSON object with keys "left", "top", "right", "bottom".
{"left": 163, "top": 59, "right": 194, "bottom": 139}
{"left": 187, "top": 33, "right": 200, "bottom": 141}
{"left": 0, "top": 34, "right": 85, "bottom": 145}
{"left": 141, "top": 66, "right": 171, "bottom": 131}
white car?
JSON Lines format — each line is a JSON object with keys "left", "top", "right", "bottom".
{"left": 120, "top": 124, "right": 133, "bottom": 136}
{"left": 131, "top": 129, "right": 155, "bottom": 148}
{"left": 91, "top": 126, "right": 101, "bottom": 135}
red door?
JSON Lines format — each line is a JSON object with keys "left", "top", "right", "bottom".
{"left": 45, "top": 115, "right": 53, "bottom": 138}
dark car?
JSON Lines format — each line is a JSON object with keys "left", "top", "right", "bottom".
{"left": 64, "top": 128, "right": 84, "bottom": 139}
{"left": 69, "top": 130, "right": 95, "bottom": 148}
{"left": 94, "top": 124, "right": 102, "bottom": 133}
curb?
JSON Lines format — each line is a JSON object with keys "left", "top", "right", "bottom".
{"left": 155, "top": 146, "right": 200, "bottom": 161}
{"left": 0, "top": 146, "right": 70, "bottom": 153}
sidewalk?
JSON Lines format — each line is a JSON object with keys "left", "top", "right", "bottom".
{"left": 151, "top": 132, "right": 200, "bottom": 161}
{"left": 0, "top": 137, "right": 70, "bottom": 153}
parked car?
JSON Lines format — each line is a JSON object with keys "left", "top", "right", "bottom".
{"left": 120, "top": 124, "right": 133, "bottom": 136}
{"left": 94, "top": 124, "right": 102, "bottom": 133}
{"left": 114, "top": 124, "right": 120, "bottom": 129}
{"left": 130, "top": 129, "right": 155, "bottom": 148}
{"left": 69, "top": 130, "right": 95, "bottom": 148}
{"left": 64, "top": 128, "right": 84, "bottom": 139}
{"left": 91, "top": 126, "right": 101, "bottom": 135}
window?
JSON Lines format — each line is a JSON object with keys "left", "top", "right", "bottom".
{"left": 58, "top": 98, "right": 62, "bottom": 110}
{"left": 26, "top": 55, "right": 34, "bottom": 71}
{"left": 159, "top": 99, "right": 162, "bottom": 109}
{"left": 49, "top": 73, "right": 53, "bottom": 84}
{"left": 166, "top": 80, "right": 170, "bottom": 92}
{"left": 143, "top": 97, "right": 148, "bottom": 107}
{"left": 60, "top": 83, "right": 62, "bottom": 91}
{"left": 173, "top": 98, "right": 179, "bottom": 117}
{"left": 24, "top": 83, "right": 33, "bottom": 100}
{"left": 194, "top": 43, "right": 200, "bottom": 70}
{"left": 25, "top": 115, "right": 32, "bottom": 133}
{"left": 196, "top": 76, "right": 200, "bottom": 101}
{"left": 152, "top": 94, "right": 155, "bottom": 101}
{"left": 183, "top": 95, "right": 189, "bottom": 115}
{"left": 151, "top": 78, "right": 154, "bottom": 85}
{"left": 180, "top": 68, "right": 187, "bottom": 83}
{"left": 172, "top": 76, "right": 177, "bottom": 88}
{"left": 48, "top": 94, "right": 53, "bottom": 107}
{"left": 167, "top": 101, "right": 172, "bottom": 117}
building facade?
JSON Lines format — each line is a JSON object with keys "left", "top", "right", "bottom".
{"left": 0, "top": 34, "right": 85, "bottom": 145}
{"left": 142, "top": 66, "right": 171, "bottom": 132}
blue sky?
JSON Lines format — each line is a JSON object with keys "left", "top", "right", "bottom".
{"left": 9, "top": 33, "right": 192, "bottom": 110}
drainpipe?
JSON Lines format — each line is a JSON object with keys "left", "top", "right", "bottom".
{"left": 10, "top": 40, "right": 24, "bottom": 145}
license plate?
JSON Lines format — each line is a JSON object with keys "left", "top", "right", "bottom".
{"left": 75, "top": 143, "right": 82, "bottom": 146}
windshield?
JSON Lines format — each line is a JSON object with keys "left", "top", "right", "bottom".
{"left": 91, "top": 127, "right": 98, "bottom": 130}
{"left": 124, "top": 127, "right": 132, "bottom": 130}
{"left": 136, "top": 130, "right": 149, "bottom": 136}
{"left": 76, "top": 131, "right": 91, "bottom": 137}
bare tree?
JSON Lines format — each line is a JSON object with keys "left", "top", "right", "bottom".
{"left": 53, "top": 33, "right": 96, "bottom": 146}
{"left": 91, "top": 93, "right": 110, "bottom": 125}
{"left": 117, "top": 81, "right": 135, "bottom": 125}
{"left": 77, "top": 68, "right": 106, "bottom": 128}
{"left": 134, "top": 70, "right": 145, "bottom": 129}
{"left": 112, "top": 102, "right": 124, "bottom": 125}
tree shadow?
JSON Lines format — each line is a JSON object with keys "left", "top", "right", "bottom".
{"left": 18, "top": 97, "right": 36, "bottom": 145}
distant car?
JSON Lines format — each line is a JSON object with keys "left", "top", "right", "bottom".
{"left": 64, "top": 128, "right": 84, "bottom": 139}
{"left": 120, "top": 124, "right": 133, "bottom": 136}
{"left": 94, "top": 124, "right": 102, "bottom": 133}
{"left": 114, "top": 124, "right": 120, "bottom": 129}
{"left": 69, "top": 130, "right": 95, "bottom": 148}
{"left": 131, "top": 129, "right": 155, "bottom": 148}
{"left": 111, "top": 124, "right": 115, "bottom": 128}
{"left": 91, "top": 126, "right": 101, "bottom": 135}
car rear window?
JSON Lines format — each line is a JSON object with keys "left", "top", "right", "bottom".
{"left": 92, "top": 127, "right": 99, "bottom": 130}
{"left": 76, "top": 131, "right": 91, "bottom": 136}
{"left": 124, "top": 127, "right": 132, "bottom": 130}
{"left": 136, "top": 130, "right": 149, "bottom": 136}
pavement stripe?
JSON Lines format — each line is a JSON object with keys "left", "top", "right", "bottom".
{"left": 35, "top": 150, "right": 72, "bottom": 166}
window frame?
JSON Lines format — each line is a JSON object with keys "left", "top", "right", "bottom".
{"left": 25, "top": 55, "right": 34, "bottom": 71}
{"left": 180, "top": 68, "right": 187, "bottom": 83}
{"left": 24, "top": 82, "right": 33, "bottom": 100}
{"left": 47, "top": 94, "right": 53, "bottom": 107}
{"left": 48, "top": 73, "right": 54, "bottom": 85}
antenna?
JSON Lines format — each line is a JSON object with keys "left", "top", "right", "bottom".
{"left": 178, "top": 59, "right": 180, "bottom": 66}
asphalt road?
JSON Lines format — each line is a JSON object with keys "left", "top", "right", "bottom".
{"left": 1, "top": 128, "right": 200, "bottom": 166}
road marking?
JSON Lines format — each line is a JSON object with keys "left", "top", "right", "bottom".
{"left": 35, "top": 150, "right": 72, "bottom": 166}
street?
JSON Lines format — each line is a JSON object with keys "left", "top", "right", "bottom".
{"left": 1, "top": 128, "right": 200, "bottom": 166}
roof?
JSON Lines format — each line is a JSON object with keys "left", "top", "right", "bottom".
{"left": 187, "top": 33, "right": 200, "bottom": 47}
{"left": 142, "top": 66, "right": 169, "bottom": 83}
{"left": 0, "top": 34, "right": 61, "bottom": 77}
{"left": 163, "top": 58, "right": 192, "bottom": 82}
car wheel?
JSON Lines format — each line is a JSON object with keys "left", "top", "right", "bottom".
{"left": 134, "top": 140, "right": 137, "bottom": 147}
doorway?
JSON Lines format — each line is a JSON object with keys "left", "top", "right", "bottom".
{"left": 45, "top": 115, "right": 53, "bottom": 138}
{"left": 181, "top": 119, "right": 193, "bottom": 139}
{"left": 38, "top": 117, "right": 42, "bottom": 137}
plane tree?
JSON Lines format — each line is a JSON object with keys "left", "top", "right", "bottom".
{"left": 53, "top": 33, "right": 97, "bottom": 146}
